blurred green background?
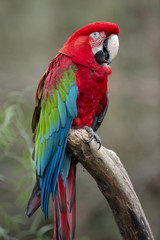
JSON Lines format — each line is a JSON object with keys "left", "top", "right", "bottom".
{"left": 0, "top": 0, "right": 160, "bottom": 239}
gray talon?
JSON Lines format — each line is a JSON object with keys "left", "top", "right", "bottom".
{"left": 83, "top": 125, "right": 101, "bottom": 150}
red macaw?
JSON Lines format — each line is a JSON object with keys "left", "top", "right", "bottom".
{"left": 26, "top": 21, "right": 119, "bottom": 240}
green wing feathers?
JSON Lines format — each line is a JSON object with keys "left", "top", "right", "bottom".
{"left": 34, "top": 57, "right": 77, "bottom": 176}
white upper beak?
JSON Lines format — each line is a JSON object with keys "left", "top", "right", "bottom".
{"left": 107, "top": 34, "right": 119, "bottom": 63}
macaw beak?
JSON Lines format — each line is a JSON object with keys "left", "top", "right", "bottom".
{"left": 94, "top": 47, "right": 108, "bottom": 65}
{"left": 94, "top": 34, "right": 119, "bottom": 65}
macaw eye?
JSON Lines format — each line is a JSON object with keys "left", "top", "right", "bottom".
{"left": 90, "top": 32, "right": 100, "bottom": 39}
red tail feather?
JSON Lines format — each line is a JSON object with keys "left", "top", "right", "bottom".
{"left": 53, "top": 160, "right": 76, "bottom": 240}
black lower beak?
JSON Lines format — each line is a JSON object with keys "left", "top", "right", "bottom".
{"left": 95, "top": 50, "right": 106, "bottom": 64}
{"left": 94, "top": 39, "right": 110, "bottom": 65}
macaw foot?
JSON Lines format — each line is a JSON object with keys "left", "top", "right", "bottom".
{"left": 83, "top": 125, "right": 101, "bottom": 150}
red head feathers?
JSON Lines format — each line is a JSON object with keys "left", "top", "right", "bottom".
{"left": 60, "top": 21, "right": 119, "bottom": 69}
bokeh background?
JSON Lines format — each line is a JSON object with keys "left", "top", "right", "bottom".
{"left": 0, "top": 0, "right": 160, "bottom": 239}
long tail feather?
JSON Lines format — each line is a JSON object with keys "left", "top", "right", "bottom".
{"left": 53, "top": 159, "right": 76, "bottom": 240}
{"left": 25, "top": 178, "right": 41, "bottom": 218}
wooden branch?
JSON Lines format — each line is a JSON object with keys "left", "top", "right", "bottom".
{"left": 67, "top": 128, "right": 154, "bottom": 240}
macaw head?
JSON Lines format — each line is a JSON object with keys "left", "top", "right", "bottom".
{"left": 60, "top": 21, "right": 119, "bottom": 70}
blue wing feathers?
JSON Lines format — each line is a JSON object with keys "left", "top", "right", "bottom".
{"left": 43, "top": 149, "right": 59, "bottom": 218}
{"left": 40, "top": 132, "right": 60, "bottom": 176}
{"left": 38, "top": 83, "right": 77, "bottom": 218}
{"left": 40, "top": 118, "right": 73, "bottom": 218}
{"left": 70, "top": 85, "right": 78, "bottom": 101}
{"left": 66, "top": 86, "right": 78, "bottom": 118}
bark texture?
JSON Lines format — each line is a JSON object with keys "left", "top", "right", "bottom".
{"left": 67, "top": 128, "right": 154, "bottom": 240}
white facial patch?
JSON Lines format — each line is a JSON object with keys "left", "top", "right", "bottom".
{"left": 89, "top": 31, "right": 106, "bottom": 52}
